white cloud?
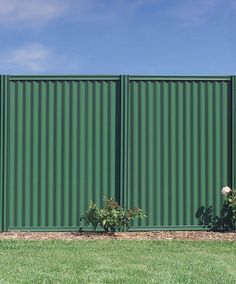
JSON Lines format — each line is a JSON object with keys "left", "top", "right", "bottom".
{"left": 0, "top": 43, "right": 51, "bottom": 72}
{"left": 0, "top": 0, "right": 160, "bottom": 28}
{"left": 0, "top": 0, "right": 69, "bottom": 26}
{"left": 1, "top": 0, "right": 233, "bottom": 29}
{"left": 167, "top": 0, "right": 221, "bottom": 26}
{"left": 0, "top": 43, "right": 79, "bottom": 74}
{"left": 57, "top": 0, "right": 159, "bottom": 25}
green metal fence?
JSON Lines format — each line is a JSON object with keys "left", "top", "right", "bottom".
{"left": 0, "top": 75, "right": 235, "bottom": 231}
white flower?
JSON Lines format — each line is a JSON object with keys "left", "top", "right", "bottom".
{"left": 221, "top": 186, "right": 231, "bottom": 196}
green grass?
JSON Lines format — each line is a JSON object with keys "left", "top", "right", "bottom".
{"left": 0, "top": 240, "right": 235, "bottom": 283}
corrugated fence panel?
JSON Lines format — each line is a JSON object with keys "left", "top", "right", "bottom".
{"left": 7, "top": 77, "right": 121, "bottom": 230}
{"left": 128, "top": 78, "right": 232, "bottom": 229}
{"left": 0, "top": 75, "right": 235, "bottom": 231}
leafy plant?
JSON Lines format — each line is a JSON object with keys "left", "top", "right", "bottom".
{"left": 81, "top": 197, "right": 146, "bottom": 232}
{"left": 196, "top": 186, "right": 236, "bottom": 231}
{"left": 226, "top": 188, "right": 236, "bottom": 221}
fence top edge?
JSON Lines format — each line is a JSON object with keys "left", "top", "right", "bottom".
{"left": 8, "top": 75, "right": 121, "bottom": 81}
{"left": 129, "top": 76, "right": 232, "bottom": 81}
{"left": 3, "top": 75, "right": 233, "bottom": 82}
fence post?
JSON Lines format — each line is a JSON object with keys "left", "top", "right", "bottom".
{"left": 0, "top": 76, "right": 3, "bottom": 231}
{"left": 0, "top": 75, "right": 8, "bottom": 231}
{"left": 232, "top": 76, "right": 236, "bottom": 189}
{"left": 120, "top": 75, "right": 129, "bottom": 209}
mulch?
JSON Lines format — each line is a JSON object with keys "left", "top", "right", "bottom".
{"left": 0, "top": 231, "right": 236, "bottom": 241}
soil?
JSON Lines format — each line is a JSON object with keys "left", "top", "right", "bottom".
{"left": 0, "top": 231, "right": 236, "bottom": 241}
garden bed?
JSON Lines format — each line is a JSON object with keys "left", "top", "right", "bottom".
{"left": 0, "top": 231, "right": 235, "bottom": 241}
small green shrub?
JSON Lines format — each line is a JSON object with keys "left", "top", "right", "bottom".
{"left": 196, "top": 186, "right": 236, "bottom": 231}
{"left": 81, "top": 197, "right": 146, "bottom": 232}
{"left": 226, "top": 188, "right": 236, "bottom": 221}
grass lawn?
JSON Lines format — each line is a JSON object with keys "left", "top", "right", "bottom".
{"left": 0, "top": 240, "right": 235, "bottom": 283}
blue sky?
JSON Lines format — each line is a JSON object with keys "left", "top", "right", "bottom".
{"left": 0, "top": 0, "right": 235, "bottom": 75}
